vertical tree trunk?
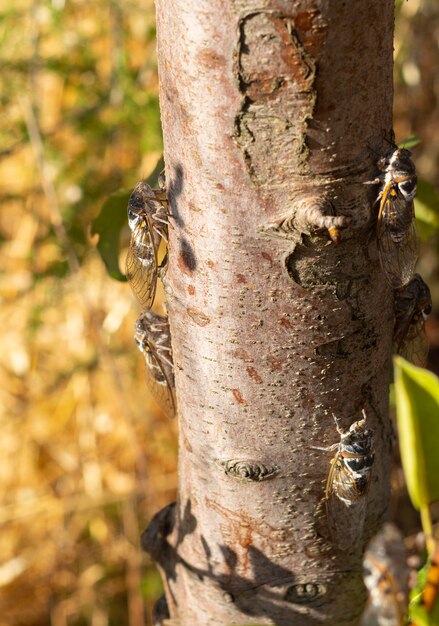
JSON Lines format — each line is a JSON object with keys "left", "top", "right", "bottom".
{"left": 144, "top": 1, "right": 395, "bottom": 624}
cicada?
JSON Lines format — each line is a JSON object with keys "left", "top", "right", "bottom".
{"left": 394, "top": 274, "right": 432, "bottom": 367}
{"left": 367, "top": 146, "right": 418, "bottom": 288}
{"left": 316, "top": 412, "right": 375, "bottom": 550}
{"left": 134, "top": 311, "right": 176, "bottom": 418}
{"left": 126, "top": 181, "right": 169, "bottom": 311}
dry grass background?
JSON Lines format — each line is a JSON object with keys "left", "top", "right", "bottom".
{"left": 0, "top": 1, "right": 438, "bottom": 625}
{"left": 0, "top": 1, "right": 177, "bottom": 624}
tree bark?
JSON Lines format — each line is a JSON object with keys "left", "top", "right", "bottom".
{"left": 144, "top": 1, "right": 396, "bottom": 624}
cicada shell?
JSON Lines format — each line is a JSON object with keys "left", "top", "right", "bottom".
{"left": 363, "top": 523, "right": 409, "bottom": 626}
{"left": 134, "top": 311, "right": 176, "bottom": 418}
{"left": 126, "top": 182, "right": 169, "bottom": 311}
{"left": 322, "top": 412, "right": 375, "bottom": 550}
{"left": 370, "top": 147, "right": 418, "bottom": 288}
{"left": 394, "top": 274, "right": 431, "bottom": 367}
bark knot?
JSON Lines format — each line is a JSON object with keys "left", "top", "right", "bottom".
{"left": 217, "top": 459, "right": 280, "bottom": 482}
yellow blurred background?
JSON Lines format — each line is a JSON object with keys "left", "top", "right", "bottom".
{"left": 0, "top": 1, "right": 438, "bottom": 625}
{"left": 0, "top": 1, "right": 176, "bottom": 624}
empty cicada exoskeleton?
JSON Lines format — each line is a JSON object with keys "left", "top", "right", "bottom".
{"left": 315, "top": 411, "right": 375, "bottom": 550}
{"left": 363, "top": 523, "right": 409, "bottom": 626}
{"left": 367, "top": 146, "right": 418, "bottom": 288}
{"left": 134, "top": 311, "right": 176, "bottom": 418}
{"left": 394, "top": 274, "right": 432, "bottom": 367}
{"left": 126, "top": 181, "right": 169, "bottom": 310}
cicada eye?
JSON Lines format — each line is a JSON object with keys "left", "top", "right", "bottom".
{"left": 129, "top": 190, "right": 144, "bottom": 210}
{"left": 135, "top": 316, "right": 145, "bottom": 334}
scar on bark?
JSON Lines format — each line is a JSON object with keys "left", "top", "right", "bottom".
{"left": 216, "top": 459, "right": 280, "bottom": 482}
{"left": 263, "top": 196, "right": 351, "bottom": 244}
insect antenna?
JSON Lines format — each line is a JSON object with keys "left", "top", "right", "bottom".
{"left": 332, "top": 413, "right": 345, "bottom": 436}
{"left": 381, "top": 133, "right": 396, "bottom": 150}
{"left": 365, "top": 141, "right": 383, "bottom": 159}
{"left": 309, "top": 443, "right": 339, "bottom": 452}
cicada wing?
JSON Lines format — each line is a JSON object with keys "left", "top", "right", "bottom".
{"left": 126, "top": 217, "right": 158, "bottom": 310}
{"left": 377, "top": 197, "right": 418, "bottom": 288}
{"left": 327, "top": 494, "right": 367, "bottom": 552}
{"left": 398, "top": 324, "right": 429, "bottom": 367}
{"left": 326, "top": 455, "right": 367, "bottom": 551}
{"left": 143, "top": 342, "right": 176, "bottom": 419}
{"left": 394, "top": 305, "right": 418, "bottom": 350}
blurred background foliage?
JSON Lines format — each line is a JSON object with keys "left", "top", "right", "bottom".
{"left": 0, "top": 1, "right": 175, "bottom": 625}
{"left": 0, "top": 0, "right": 438, "bottom": 625}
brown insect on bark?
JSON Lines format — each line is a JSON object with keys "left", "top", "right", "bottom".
{"left": 126, "top": 181, "right": 169, "bottom": 311}
{"left": 313, "top": 412, "right": 375, "bottom": 551}
{"left": 366, "top": 146, "right": 418, "bottom": 288}
{"left": 393, "top": 273, "right": 431, "bottom": 367}
{"left": 134, "top": 311, "right": 176, "bottom": 418}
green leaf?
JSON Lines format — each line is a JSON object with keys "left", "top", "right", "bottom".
{"left": 91, "top": 189, "right": 131, "bottom": 281}
{"left": 415, "top": 179, "right": 439, "bottom": 240}
{"left": 140, "top": 566, "right": 163, "bottom": 600}
{"left": 394, "top": 357, "right": 439, "bottom": 510}
{"left": 408, "top": 556, "right": 439, "bottom": 626}
{"left": 398, "top": 134, "right": 421, "bottom": 150}
{"left": 429, "top": 594, "right": 439, "bottom": 625}
{"left": 409, "top": 559, "right": 428, "bottom": 625}
{"left": 410, "top": 605, "right": 431, "bottom": 626}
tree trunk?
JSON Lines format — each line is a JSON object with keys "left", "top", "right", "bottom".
{"left": 143, "top": 1, "right": 395, "bottom": 624}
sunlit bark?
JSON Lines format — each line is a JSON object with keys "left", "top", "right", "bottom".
{"left": 144, "top": 1, "right": 395, "bottom": 624}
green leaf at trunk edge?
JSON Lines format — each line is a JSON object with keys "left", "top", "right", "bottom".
{"left": 394, "top": 356, "right": 439, "bottom": 510}
{"left": 91, "top": 189, "right": 131, "bottom": 281}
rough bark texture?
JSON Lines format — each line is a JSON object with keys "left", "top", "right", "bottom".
{"left": 145, "top": 1, "right": 395, "bottom": 624}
